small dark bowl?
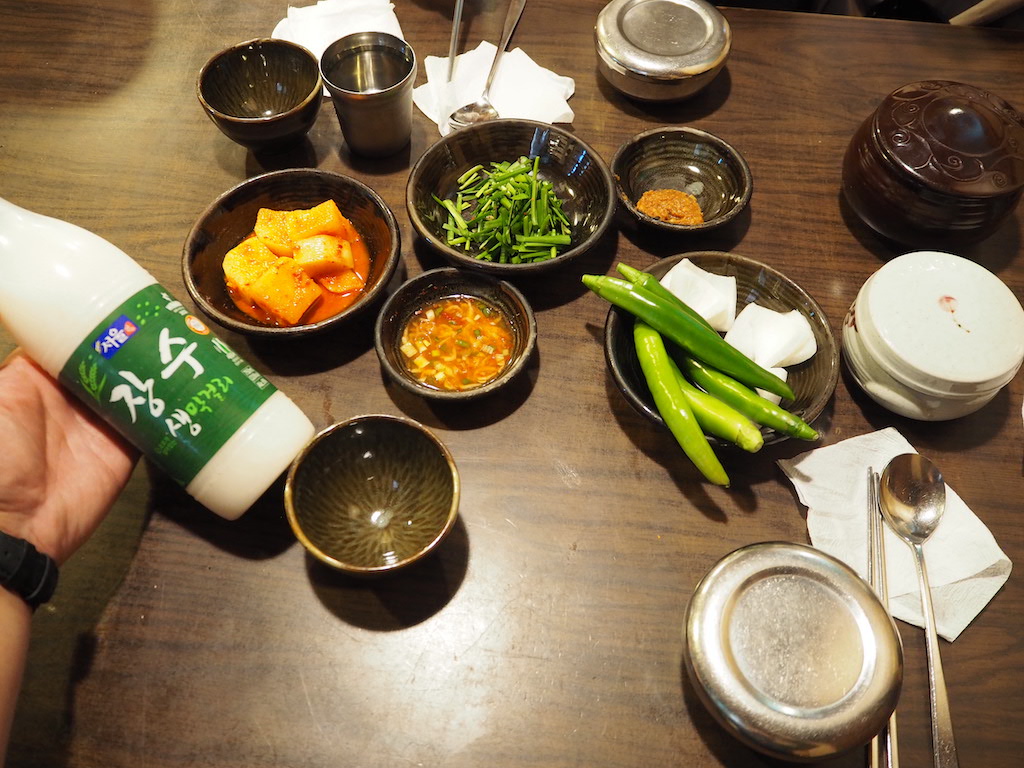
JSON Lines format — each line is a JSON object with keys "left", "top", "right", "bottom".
{"left": 612, "top": 127, "right": 753, "bottom": 233}
{"left": 374, "top": 267, "right": 538, "bottom": 402}
{"left": 197, "top": 38, "right": 323, "bottom": 150}
{"left": 406, "top": 119, "right": 615, "bottom": 277}
{"left": 604, "top": 252, "right": 839, "bottom": 446}
{"left": 842, "top": 80, "right": 1024, "bottom": 248}
{"left": 285, "top": 415, "right": 460, "bottom": 576}
{"left": 182, "top": 168, "right": 401, "bottom": 338}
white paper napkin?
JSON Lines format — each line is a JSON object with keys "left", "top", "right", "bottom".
{"left": 778, "top": 428, "right": 1012, "bottom": 641}
{"left": 413, "top": 41, "right": 575, "bottom": 137}
{"left": 272, "top": 0, "right": 404, "bottom": 63}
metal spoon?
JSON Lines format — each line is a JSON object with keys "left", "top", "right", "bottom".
{"left": 448, "top": 0, "right": 527, "bottom": 130}
{"left": 879, "top": 453, "right": 959, "bottom": 768}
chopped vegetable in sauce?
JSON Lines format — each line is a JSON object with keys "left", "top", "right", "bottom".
{"left": 400, "top": 296, "right": 514, "bottom": 390}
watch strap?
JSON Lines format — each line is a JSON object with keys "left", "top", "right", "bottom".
{"left": 0, "top": 531, "right": 59, "bottom": 609}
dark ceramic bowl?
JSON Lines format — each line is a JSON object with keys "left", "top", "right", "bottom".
{"left": 197, "top": 38, "right": 323, "bottom": 150}
{"left": 182, "top": 168, "right": 401, "bottom": 337}
{"left": 842, "top": 80, "right": 1024, "bottom": 248}
{"left": 374, "top": 267, "right": 538, "bottom": 402}
{"left": 406, "top": 119, "right": 615, "bottom": 276}
{"left": 612, "top": 127, "right": 752, "bottom": 233}
{"left": 285, "top": 415, "right": 460, "bottom": 575}
{"left": 604, "top": 252, "right": 839, "bottom": 446}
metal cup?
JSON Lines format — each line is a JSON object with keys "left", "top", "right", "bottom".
{"left": 320, "top": 32, "right": 417, "bottom": 158}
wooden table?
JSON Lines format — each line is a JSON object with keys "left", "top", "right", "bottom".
{"left": 2, "top": 2, "right": 1022, "bottom": 766}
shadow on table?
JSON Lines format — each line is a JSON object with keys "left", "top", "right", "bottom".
{"left": 304, "top": 514, "right": 470, "bottom": 630}
{"left": 678, "top": 654, "right": 869, "bottom": 767}
{"left": 837, "top": 190, "right": 1021, "bottom": 275}
{"left": 8, "top": 465, "right": 151, "bottom": 768}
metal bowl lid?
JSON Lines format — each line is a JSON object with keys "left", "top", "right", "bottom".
{"left": 870, "top": 80, "right": 1024, "bottom": 197}
{"left": 855, "top": 250, "right": 1024, "bottom": 396}
{"left": 684, "top": 542, "right": 903, "bottom": 761}
{"left": 595, "top": 0, "right": 730, "bottom": 81}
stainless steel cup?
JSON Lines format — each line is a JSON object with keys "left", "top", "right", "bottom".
{"left": 320, "top": 32, "right": 417, "bottom": 158}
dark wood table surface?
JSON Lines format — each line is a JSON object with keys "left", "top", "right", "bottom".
{"left": 2, "top": 1, "right": 1022, "bottom": 766}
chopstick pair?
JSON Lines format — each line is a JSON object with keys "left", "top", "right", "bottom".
{"left": 867, "top": 467, "right": 900, "bottom": 768}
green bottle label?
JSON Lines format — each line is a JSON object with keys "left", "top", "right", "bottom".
{"left": 58, "top": 284, "right": 276, "bottom": 486}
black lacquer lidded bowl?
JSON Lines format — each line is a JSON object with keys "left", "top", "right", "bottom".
{"left": 842, "top": 80, "right": 1024, "bottom": 248}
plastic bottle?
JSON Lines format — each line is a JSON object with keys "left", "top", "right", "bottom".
{"left": 0, "top": 196, "right": 316, "bottom": 520}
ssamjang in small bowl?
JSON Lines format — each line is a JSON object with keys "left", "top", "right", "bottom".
{"left": 612, "top": 127, "right": 753, "bottom": 234}
{"left": 603, "top": 251, "right": 838, "bottom": 445}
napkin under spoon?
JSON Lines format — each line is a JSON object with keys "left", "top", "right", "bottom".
{"left": 448, "top": 0, "right": 527, "bottom": 130}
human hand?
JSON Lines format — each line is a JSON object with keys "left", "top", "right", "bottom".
{"left": 0, "top": 351, "right": 138, "bottom": 564}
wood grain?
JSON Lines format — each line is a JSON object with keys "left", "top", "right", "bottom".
{"left": 1, "top": 2, "right": 1022, "bottom": 766}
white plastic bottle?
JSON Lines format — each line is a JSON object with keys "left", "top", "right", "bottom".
{"left": 0, "top": 196, "right": 316, "bottom": 520}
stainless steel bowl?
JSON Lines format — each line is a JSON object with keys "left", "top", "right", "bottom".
{"left": 684, "top": 542, "right": 903, "bottom": 762}
{"left": 595, "top": 0, "right": 730, "bottom": 102}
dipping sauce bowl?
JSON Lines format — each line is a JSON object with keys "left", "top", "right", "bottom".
{"left": 843, "top": 250, "right": 1024, "bottom": 420}
{"left": 842, "top": 80, "right": 1024, "bottom": 248}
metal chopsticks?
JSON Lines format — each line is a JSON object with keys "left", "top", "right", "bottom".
{"left": 868, "top": 467, "right": 900, "bottom": 768}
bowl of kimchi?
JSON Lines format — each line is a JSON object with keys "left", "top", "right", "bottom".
{"left": 182, "top": 168, "right": 401, "bottom": 337}
{"left": 374, "top": 267, "right": 538, "bottom": 401}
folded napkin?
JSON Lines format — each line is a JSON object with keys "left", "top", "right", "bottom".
{"left": 778, "top": 428, "right": 1012, "bottom": 641}
{"left": 272, "top": 0, "right": 404, "bottom": 63}
{"left": 413, "top": 41, "right": 575, "bottom": 137}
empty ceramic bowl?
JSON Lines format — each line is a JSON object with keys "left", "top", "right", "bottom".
{"left": 285, "top": 414, "right": 460, "bottom": 575}
{"left": 842, "top": 80, "right": 1024, "bottom": 247}
{"left": 182, "top": 168, "right": 401, "bottom": 338}
{"left": 406, "top": 119, "right": 615, "bottom": 276}
{"left": 604, "top": 252, "right": 839, "bottom": 445}
{"left": 612, "top": 127, "right": 752, "bottom": 233}
{"left": 374, "top": 267, "right": 538, "bottom": 401}
{"left": 197, "top": 38, "right": 323, "bottom": 150}
{"left": 595, "top": 0, "right": 731, "bottom": 102}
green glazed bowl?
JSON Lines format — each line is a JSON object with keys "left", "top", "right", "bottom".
{"left": 285, "top": 414, "right": 460, "bottom": 575}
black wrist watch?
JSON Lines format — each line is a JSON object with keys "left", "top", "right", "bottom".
{"left": 0, "top": 531, "right": 59, "bottom": 610}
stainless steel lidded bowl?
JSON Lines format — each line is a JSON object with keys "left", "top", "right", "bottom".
{"left": 595, "top": 0, "right": 731, "bottom": 102}
{"left": 684, "top": 543, "right": 903, "bottom": 762}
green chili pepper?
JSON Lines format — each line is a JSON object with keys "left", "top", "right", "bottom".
{"left": 615, "top": 263, "right": 715, "bottom": 331}
{"left": 681, "top": 356, "right": 818, "bottom": 440}
{"left": 634, "top": 322, "right": 729, "bottom": 486}
{"left": 583, "top": 274, "right": 795, "bottom": 401}
{"left": 668, "top": 356, "right": 764, "bottom": 453}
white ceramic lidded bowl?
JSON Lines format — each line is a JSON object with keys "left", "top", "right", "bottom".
{"left": 843, "top": 251, "right": 1024, "bottom": 420}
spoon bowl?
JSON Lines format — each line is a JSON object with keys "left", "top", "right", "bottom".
{"left": 879, "top": 452, "right": 960, "bottom": 768}
{"left": 879, "top": 453, "right": 946, "bottom": 543}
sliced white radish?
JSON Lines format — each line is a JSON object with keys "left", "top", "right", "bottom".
{"left": 756, "top": 367, "right": 788, "bottom": 405}
{"left": 724, "top": 304, "right": 816, "bottom": 368}
{"left": 659, "top": 259, "right": 737, "bottom": 332}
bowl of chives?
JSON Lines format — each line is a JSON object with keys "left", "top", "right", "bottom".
{"left": 406, "top": 119, "right": 616, "bottom": 276}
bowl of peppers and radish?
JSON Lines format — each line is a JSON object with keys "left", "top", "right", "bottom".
{"left": 589, "top": 252, "right": 839, "bottom": 486}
